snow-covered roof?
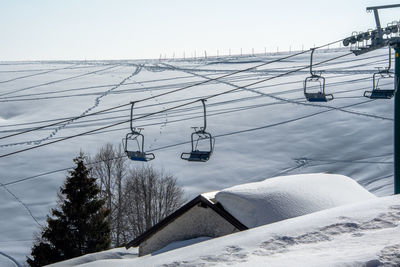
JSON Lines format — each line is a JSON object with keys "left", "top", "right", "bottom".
{"left": 200, "top": 190, "right": 219, "bottom": 203}
{"left": 215, "top": 173, "right": 376, "bottom": 228}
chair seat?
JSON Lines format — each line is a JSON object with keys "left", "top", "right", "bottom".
{"left": 364, "top": 89, "right": 394, "bottom": 99}
{"left": 305, "top": 92, "right": 333, "bottom": 102}
{"left": 181, "top": 151, "right": 211, "bottom": 162}
{"left": 126, "top": 151, "right": 155, "bottom": 162}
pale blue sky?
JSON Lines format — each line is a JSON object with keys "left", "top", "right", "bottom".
{"left": 1, "top": 0, "right": 399, "bottom": 60}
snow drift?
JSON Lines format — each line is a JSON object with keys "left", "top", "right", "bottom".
{"left": 46, "top": 248, "right": 138, "bottom": 267}
{"left": 64, "top": 194, "right": 400, "bottom": 267}
{"left": 215, "top": 173, "right": 376, "bottom": 227}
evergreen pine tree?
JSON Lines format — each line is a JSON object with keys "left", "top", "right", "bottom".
{"left": 27, "top": 153, "right": 110, "bottom": 266}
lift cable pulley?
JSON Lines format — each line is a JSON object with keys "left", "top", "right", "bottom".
{"left": 123, "top": 102, "right": 155, "bottom": 162}
{"left": 181, "top": 99, "right": 215, "bottom": 162}
{"left": 342, "top": 4, "right": 400, "bottom": 55}
{"left": 303, "top": 48, "right": 334, "bottom": 102}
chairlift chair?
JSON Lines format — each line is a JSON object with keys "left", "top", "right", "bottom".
{"left": 181, "top": 129, "right": 215, "bottom": 162}
{"left": 303, "top": 49, "right": 333, "bottom": 102}
{"left": 364, "top": 47, "right": 395, "bottom": 99}
{"left": 181, "top": 99, "right": 215, "bottom": 162}
{"left": 123, "top": 130, "right": 155, "bottom": 161}
{"left": 123, "top": 102, "right": 155, "bottom": 162}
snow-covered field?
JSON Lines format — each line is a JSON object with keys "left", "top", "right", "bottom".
{"left": 0, "top": 46, "right": 397, "bottom": 265}
{"left": 50, "top": 194, "right": 400, "bottom": 267}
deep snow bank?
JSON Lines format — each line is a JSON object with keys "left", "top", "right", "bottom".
{"left": 76, "top": 194, "right": 400, "bottom": 267}
{"left": 152, "top": 237, "right": 212, "bottom": 255}
{"left": 215, "top": 173, "right": 376, "bottom": 227}
{"left": 46, "top": 248, "right": 138, "bottom": 267}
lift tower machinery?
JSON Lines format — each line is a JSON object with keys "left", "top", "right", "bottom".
{"left": 343, "top": 4, "right": 400, "bottom": 194}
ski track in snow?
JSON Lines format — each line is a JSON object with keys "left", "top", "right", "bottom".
{"left": 0, "top": 251, "right": 21, "bottom": 267}
{"left": 134, "top": 64, "right": 169, "bottom": 150}
{"left": 159, "top": 205, "right": 400, "bottom": 266}
{"left": 0, "top": 182, "right": 41, "bottom": 227}
{"left": 0, "top": 67, "right": 143, "bottom": 229}
{"left": 0, "top": 66, "right": 142, "bottom": 148}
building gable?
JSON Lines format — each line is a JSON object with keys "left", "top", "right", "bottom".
{"left": 126, "top": 195, "right": 248, "bottom": 256}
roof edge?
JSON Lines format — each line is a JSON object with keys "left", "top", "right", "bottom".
{"left": 125, "top": 195, "right": 248, "bottom": 249}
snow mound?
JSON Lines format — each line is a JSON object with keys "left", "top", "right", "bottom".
{"left": 46, "top": 247, "right": 138, "bottom": 267}
{"left": 152, "top": 237, "right": 212, "bottom": 255}
{"left": 215, "top": 173, "right": 376, "bottom": 228}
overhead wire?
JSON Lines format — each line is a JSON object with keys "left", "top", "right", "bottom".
{"left": 0, "top": 82, "right": 391, "bottom": 226}
{"left": 0, "top": 46, "right": 384, "bottom": 133}
{"left": 2, "top": 73, "right": 382, "bottom": 144}
{"left": 1, "top": 84, "right": 385, "bottom": 147}
{"left": 3, "top": 39, "right": 392, "bottom": 159}
{"left": 19, "top": 65, "right": 144, "bottom": 146}
{"left": 0, "top": 73, "right": 197, "bottom": 101}
{"left": 0, "top": 47, "right": 356, "bottom": 159}
{"left": 0, "top": 153, "right": 128, "bottom": 227}
{"left": 0, "top": 67, "right": 391, "bottom": 149}
{"left": 1, "top": 99, "right": 295, "bottom": 146}
{"left": 0, "top": 39, "right": 342, "bottom": 141}
{"left": 0, "top": 68, "right": 381, "bottom": 103}
{"left": 0, "top": 64, "right": 78, "bottom": 84}
{"left": 0, "top": 54, "right": 386, "bottom": 102}
{"left": 1, "top": 97, "right": 388, "bottom": 187}
{"left": 1, "top": 44, "right": 394, "bottom": 229}
{"left": 164, "top": 52, "right": 392, "bottom": 122}
{"left": 0, "top": 71, "right": 375, "bottom": 134}
{"left": 0, "top": 63, "right": 117, "bottom": 73}
{"left": 0, "top": 64, "right": 122, "bottom": 98}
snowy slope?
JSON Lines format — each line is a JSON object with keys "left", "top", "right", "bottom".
{"left": 65, "top": 195, "right": 400, "bottom": 267}
{"left": 0, "top": 47, "right": 396, "bottom": 264}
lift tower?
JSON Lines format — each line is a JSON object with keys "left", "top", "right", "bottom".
{"left": 343, "top": 4, "right": 400, "bottom": 194}
{"left": 393, "top": 38, "right": 400, "bottom": 195}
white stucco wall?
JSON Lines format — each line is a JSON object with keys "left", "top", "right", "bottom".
{"left": 139, "top": 203, "right": 240, "bottom": 256}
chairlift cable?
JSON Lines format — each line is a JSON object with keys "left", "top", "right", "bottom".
{"left": 0, "top": 65, "right": 374, "bottom": 105}
{"left": 3, "top": 98, "right": 383, "bottom": 187}
{"left": 0, "top": 39, "right": 344, "bottom": 141}
{"left": 0, "top": 73, "right": 385, "bottom": 138}
{"left": 0, "top": 64, "right": 79, "bottom": 84}
{"left": 3, "top": 155, "right": 125, "bottom": 187}
{"left": 3, "top": 91, "right": 388, "bottom": 148}
{"left": 0, "top": 47, "right": 351, "bottom": 158}
{"left": 0, "top": 64, "right": 122, "bottom": 98}
{"left": 0, "top": 52, "right": 386, "bottom": 102}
